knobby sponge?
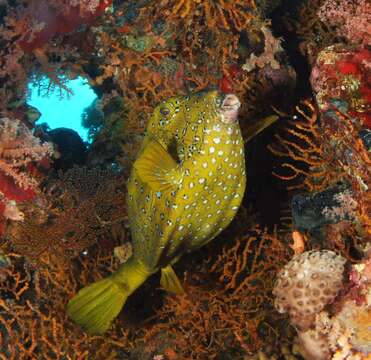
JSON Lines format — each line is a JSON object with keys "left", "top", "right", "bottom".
{"left": 273, "top": 250, "right": 346, "bottom": 330}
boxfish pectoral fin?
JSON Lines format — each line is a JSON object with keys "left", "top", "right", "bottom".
{"left": 134, "top": 139, "right": 181, "bottom": 192}
{"left": 245, "top": 115, "right": 279, "bottom": 142}
{"left": 160, "top": 265, "right": 185, "bottom": 294}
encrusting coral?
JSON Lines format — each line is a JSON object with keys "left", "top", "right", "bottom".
{"left": 273, "top": 250, "right": 371, "bottom": 360}
{"left": 273, "top": 250, "right": 347, "bottom": 331}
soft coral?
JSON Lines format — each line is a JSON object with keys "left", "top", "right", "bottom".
{"left": 18, "top": 0, "right": 113, "bottom": 52}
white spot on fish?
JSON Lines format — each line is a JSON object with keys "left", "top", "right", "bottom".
{"left": 209, "top": 147, "right": 215, "bottom": 154}
{"left": 213, "top": 137, "right": 220, "bottom": 144}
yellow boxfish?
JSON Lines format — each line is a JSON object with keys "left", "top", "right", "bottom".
{"left": 67, "top": 90, "right": 277, "bottom": 334}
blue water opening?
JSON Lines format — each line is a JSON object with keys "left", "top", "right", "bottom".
{"left": 27, "top": 76, "right": 97, "bottom": 142}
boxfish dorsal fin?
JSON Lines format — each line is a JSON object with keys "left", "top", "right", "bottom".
{"left": 134, "top": 139, "right": 179, "bottom": 192}
{"left": 160, "top": 265, "right": 185, "bottom": 294}
{"left": 245, "top": 115, "right": 279, "bottom": 142}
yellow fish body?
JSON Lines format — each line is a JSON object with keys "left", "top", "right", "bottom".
{"left": 128, "top": 90, "right": 246, "bottom": 269}
{"left": 67, "top": 90, "right": 248, "bottom": 334}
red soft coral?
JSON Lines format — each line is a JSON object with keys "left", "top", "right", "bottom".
{"left": 18, "top": 0, "right": 113, "bottom": 52}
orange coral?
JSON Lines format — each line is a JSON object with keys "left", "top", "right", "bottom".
{"left": 163, "top": 0, "right": 256, "bottom": 31}
{"left": 0, "top": 250, "right": 136, "bottom": 359}
{"left": 142, "top": 226, "right": 291, "bottom": 358}
{"left": 6, "top": 166, "right": 127, "bottom": 263}
{"left": 268, "top": 99, "right": 338, "bottom": 192}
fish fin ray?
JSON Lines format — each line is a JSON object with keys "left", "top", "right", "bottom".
{"left": 160, "top": 265, "right": 185, "bottom": 294}
{"left": 245, "top": 115, "right": 279, "bottom": 142}
{"left": 134, "top": 140, "right": 180, "bottom": 192}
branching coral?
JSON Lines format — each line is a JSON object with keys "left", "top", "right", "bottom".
{"left": 0, "top": 117, "right": 53, "bottom": 190}
{"left": 268, "top": 100, "right": 338, "bottom": 192}
{"left": 0, "top": 250, "right": 135, "bottom": 359}
{"left": 0, "top": 117, "right": 53, "bottom": 236}
{"left": 5, "top": 166, "right": 127, "bottom": 263}
{"left": 141, "top": 226, "right": 291, "bottom": 358}
{"left": 160, "top": 0, "right": 256, "bottom": 31}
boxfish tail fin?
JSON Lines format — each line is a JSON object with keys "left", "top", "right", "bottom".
{"left": 67, "top": 257, "right": 151, "bottom": 334}
{"left": 245, "top": 115, "right": 279, "bottom": 143}
{"left": 160, "top": 265, "right": 185, "bottom": 294}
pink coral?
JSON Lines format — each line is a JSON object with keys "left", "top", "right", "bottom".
{"left": 0, "top": 117, "right": 53, "bottom": 234}
{"left": 273, "top": 250, "right": 346, "bottom": 331}
{"left": 317, "top": 0, "right": 371, "bottom": 45}
{"left": 0, "top": 117, "right": 53, "bottom": 190}
{"left": 16, "top": 0, "right": 113, "bottom": 52}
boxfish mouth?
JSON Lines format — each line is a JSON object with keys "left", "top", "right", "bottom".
{"left": 219, "top": 93, "right": 241, "bottom": 124}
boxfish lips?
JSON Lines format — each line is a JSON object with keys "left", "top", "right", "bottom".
{"left": 219, "top": 94, "right": 241, "bottom": 124}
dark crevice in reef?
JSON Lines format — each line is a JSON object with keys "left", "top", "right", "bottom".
{"left": 270, "top": 0, "right": 313, "bottom": 101}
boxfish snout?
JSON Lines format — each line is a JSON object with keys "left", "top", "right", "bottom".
{"left": 219, "top": 93, "right": 241, "bottom": 124}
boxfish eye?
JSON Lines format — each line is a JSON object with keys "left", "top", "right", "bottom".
{"left": 160, "top": 107, "right": 170, "bottom": 116}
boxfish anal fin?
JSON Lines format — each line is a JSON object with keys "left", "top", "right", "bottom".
{"left": 160, "top": 265, "right": 185, "bottom": 294}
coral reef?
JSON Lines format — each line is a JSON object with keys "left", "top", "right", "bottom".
{"left": 273, "top": 250, "right": 346, "bottom": 331}
{"left": 317, "top": 0, "right": 371, "bottom": 46}
{"left": 136, "top": 226, "right": 292, "bottom": 358}
{"left": 0, "top": 0, "right": 369, "bottom": 358}
{"left": 274, "top": 253, "right": 371, "bottom": 360}
{"left": 272, "top": 249, "right": 371, "bottom": 359}
{"left": 5, "top": 166, "right": 127, "bottom": 264}
{"left": 0, "top": 117, "right": 53, "bottom": 237}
